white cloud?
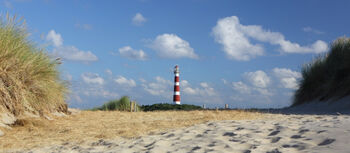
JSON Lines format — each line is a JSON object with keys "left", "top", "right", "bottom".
{"left": 232, "top": 81, "right": 251, "bottom": 94}
{"left": 81, "top": 73, "right": 104, "bottom": 85}
{"left": 212, "top": 16, "right": 328, "bottom": 61}
{"left": 181, "top": 80, "right": 217, "bottom": 96}
{"left": 47, "top": 30, "right": 98, "bottom": 62}
{"left": 80, "top": 87, "right": 119, "bottom": 99}
{"left": 105, "top": 69, "right": 113, "bottom": 75}
{"left": 273, "top": 68, "right": 301, "bottom": 89}
{"left": 142, "top": 76, "right": 172, "bottom": 96}
{"left": 212, "top": 16, "right": 264, "bottom": 61}
{"left": 114, "top": 76, "right": 137, "bottom": 88}
{"left": 99, "top": 90, "right": 119, "bottom": 98}
{"left": 230, "top": 80, "right": 272, "bottom": 96}
{"left": 132, "top": 13, "right": 147, "bottom": 26}
{"left": 180, "top": 80, "right": 222, "bottom": 104}
{"left": 118, "top": 46, "right": 147, "bottom": 60}
{"left": 222, "top": 69, "right": 303, "bottom": 108}
{"left": 52, "top": 46, "right": 98, "bottom": 62}
{"left": 221, "top": 79, "right": 228, "bottom": 85}
{"left": 150, "top": 33, "right": 199, "bottom": 59}
{"left": 278, "top": 40, "right": 328, "bottom": 54}
{"left": 302, "top": 27, "right": 324, "bottom": 35}
{"left": 139, "top": 78, "right": 147, "bottom": 83}
{"left": 254, "top": 88, "right": 273, "bottom": 96}
{"left": 46, "top": 30, "right": 63, "bottom": 47}
{"left": 244, "top": 70, "right": 271, "bottom": 88}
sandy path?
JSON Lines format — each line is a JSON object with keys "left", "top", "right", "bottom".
{"left": 13, "top": 114, "right": 350, "bottom": 153}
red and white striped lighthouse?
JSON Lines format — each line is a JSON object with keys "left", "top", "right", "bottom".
{"left": 173, "top": 65, "right": 181, "bottom": 105}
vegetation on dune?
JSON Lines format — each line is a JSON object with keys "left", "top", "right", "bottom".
{"left": 0, "top": 14, "right": 68, "bottom": 116}
{"left": 141, "top": 103, "right": 203, "bottom": 111}
{"left": 293, "top": 37, "right": 350, "bottom": 106}
{"left": 93, "top": 99, "right": 203, "bottom": 112}
{"left": 92, "top": 96, "right": 140, "bottom": 111}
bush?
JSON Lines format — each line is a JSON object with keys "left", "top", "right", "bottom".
{"left": 293, "top": 37, "right": 350, "bottom": 106}
{"left": 0, "top": 14, "right": 68, "bottom": 116}
{"left": 93, "top": 96, "right": 140, "bottom": 111}
{"left": 141, "top": 103, "right": 203, "bottom": 111}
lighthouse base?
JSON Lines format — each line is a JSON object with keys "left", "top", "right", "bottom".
{"left": 174, "top": 101, "right": 181, "bottom": 105}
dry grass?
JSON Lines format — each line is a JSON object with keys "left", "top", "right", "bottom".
{"left": 0, "top": 13, "right": 68, "bottom": 117}
{"left": 0, "top": 110, "right": 264, "bottom": 150}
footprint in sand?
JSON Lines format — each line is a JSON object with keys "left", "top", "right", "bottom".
{"left": 298, "top": 129, "right": 309, "bottom": 134}
{"left": 268, "top": 130, "right": 280, "bottom": 136}
{"left": 191, "top": 146, "right": 201, "bottom": 151}
{"left": 271, "top": 137, "right": 281, "bottom": 143}
{"left": 208, "top": 123, "right": 215, "bottom": 126}
{"left": 291, "top": 135, "right": 303, "bottom": 139}
{"left": 229, "top": 139, "right": 240, "bottom": 142}
{"left": 208, "top": 142, "right": 216, "bottom": 147}
{"left": 266, "top": 148, "right": 282, "bottom": 153}
{"left": 282, "top": 144, "right": 306, "bottom": 150}
{"left": 317, "top": 130, "right": 327, "bottom": 134}
{"left": 196, "top": 134, "right": 203, "bottom": 138}
{"left": 166, "top": 133, "right": 175, "bottom": 138}
{"left": 243, "top": 150, "right": 251, "bottom": 153}
{"left": 91, "top": 139, "right": 114, "bottom": 146}
{"left": 203, "top": 129, "right": 212, "bottom": 134}
{"left": 223, "top": 132, "right": 237, "bottom": 137}
{"left": 236, "top": 127, "right": 244, "bottom": 130}
{"left": 318, "top": 138, "right": 336, "bottom": 146}
{"left": 144, "top": 141, "right": 156, "bottom": 148}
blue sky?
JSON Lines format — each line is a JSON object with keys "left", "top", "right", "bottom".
{"left": 2, "top": 0, "right": 349, "bottom": 109}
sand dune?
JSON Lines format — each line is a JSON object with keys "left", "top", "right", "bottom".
{"left": 13, "top": 113, "right": 350, "bottom": 153}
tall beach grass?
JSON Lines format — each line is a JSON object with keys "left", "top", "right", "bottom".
{"left": 92, "top": 96, "right": 140, "bottom": 111}
{"left": 0, "top": 14, "right": 68, "bottom": 116}
{"left": 293, "top": 37, "right": 350, "bottom": 106}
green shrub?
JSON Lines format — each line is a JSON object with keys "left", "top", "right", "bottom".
{"left": 93, "top": 96, "right": 140, "bottom": 111}
{"left": 0, "top": 14, "right": 68, "bottom": 115}
{"left": 293, "top": 37, "right": 350, "bottom": 106}
{"left": 141, "top": 103, "right": 203, "bottom": 111}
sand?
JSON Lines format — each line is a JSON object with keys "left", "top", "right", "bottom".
{"left": 9, "top": 113, "right": 350, "bottom": 153}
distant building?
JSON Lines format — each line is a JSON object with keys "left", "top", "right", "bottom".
{"left": 173, "top": 65, "right": 180, "bottom": 105}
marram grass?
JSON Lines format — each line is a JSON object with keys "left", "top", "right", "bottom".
{"left": 92, "top": 96, "right": 141, "bottom": 111}
{"left": 0, "top": 14, "right": 68, "bottom": 116}
{"left": 293, "top": 37, "right": 350, "bottom": 106}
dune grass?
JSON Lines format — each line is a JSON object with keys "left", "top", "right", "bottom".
{"left": 0, "top": 110, "right": 264, "bottom": 151}
{"left": 0, "top": 13, "right": 68, "bottom": 116}
{"left": 92, "top": 96, "right": 140, "bottom": 111}
{"left": 293, "top": 37, "right": 350, "bottom": 106}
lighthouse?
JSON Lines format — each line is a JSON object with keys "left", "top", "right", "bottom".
{"left": 173, "top": 65, "right": 181, "bottom": 105}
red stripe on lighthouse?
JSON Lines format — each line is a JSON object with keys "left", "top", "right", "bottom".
{"left": 174, "top": 85, "right": 180, "bottom": 91}
{"left": 175, "top": 77, "right": 179, "bottom": 82}
{"left": 173, "top": 65, "right": 181, "bottom": 105}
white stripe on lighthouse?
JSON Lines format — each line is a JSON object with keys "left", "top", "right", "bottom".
{"left": 174, "top": 101, "right": 180, "bottom": 104}
{"left": 175, "top": 82, "right": 180, "bottom": 85}
{"left": 175, "top": 73, "right": 179, "bottom": 77}
{"left": 174, "top": 91, "right": 180, "bottom": 95}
